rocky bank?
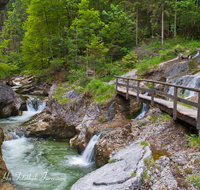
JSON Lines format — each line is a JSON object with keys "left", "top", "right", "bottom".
{"left": 72, "top": 108, "right": 200, "bottom": 190}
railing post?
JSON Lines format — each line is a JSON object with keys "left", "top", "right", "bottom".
{"left": 137, "top": 81, "right": 140, "bottom": 103}
{"left": 197, "top": 92, "right": 200, "bottom": 129}
{"left": 126, "top": 79, "right": 129, "bottom": 99}
{"left": 116, "top": 77, "right": 118, "bottom": 95}
{"left": 151, "top": 82, "right": 154, "bottom": 107}
{"left": 173, "top": 87, "right": 178, "bottom": 120}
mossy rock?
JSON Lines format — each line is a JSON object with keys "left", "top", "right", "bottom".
{"left": 189, "top": 61, "right": 196, "bottom": 72}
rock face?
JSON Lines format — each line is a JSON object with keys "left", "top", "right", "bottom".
{"left": 0, "top": 0, "right": 9, "bottom": 10}
{"left": 71, "top": 143, "right": 152, "bottom": 190}
{"left": 15, "top": 75, "right": 54, "bottom": 96}
{"left": 14, "top": 90, "right": 99, "bottom": 141}
{"left": 143, "top": 52, "right": 200, "bottom": 81}
{"left": 0, "top": 85, "right": 22, "bottom": 118}
{"left": 94, "top": 122, "right": 141, "bottom": 167}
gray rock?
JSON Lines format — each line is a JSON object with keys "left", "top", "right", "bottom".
{"left": 71, "top": 143, "right": 152, "bottom": 190}
{"left": 63, "top": 90, "right": 78, "bottom": 99}
{"left": 0, "top": 85, "right": 22, "bottom": 118}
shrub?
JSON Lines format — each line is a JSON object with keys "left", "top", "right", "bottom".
{"left": 140, "top": 141, "right": 149, "bottom": 146}
{"left": 108, "top": 158, "right": 117, "bottom": 163}
{"left": 185, "top": 134, "right": 200, "bottom": 149}
{"left": 85, "top": 79, "right": 115, "bottom": 105}
{"left": 187, "top": 174, "right": 200, "bottom": 188}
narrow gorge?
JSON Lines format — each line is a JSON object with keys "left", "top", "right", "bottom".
{"left": 0, "top": 51, "right": 199, "bottom": 189}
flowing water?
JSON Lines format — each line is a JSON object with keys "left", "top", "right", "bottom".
{"left": 166, "top": 71, "right": 200, "bottom": 98}
{"left": 133, "top": 103, "right": 149, "bottom": 120}
{"left": 166, "top": 51, "right": 200, "bottom": 99}
{"left": 0, "top": 89, "right": 97, "bottom": 190}
{"left": 68, "top": 135, "right": 100, "bottom": 166}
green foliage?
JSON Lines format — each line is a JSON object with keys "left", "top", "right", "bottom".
{"left": 121, "top": 51, "right": 137, "bottom": 68}
{"left": 159, "top": 113, "right": 171, "bottom": 122}
{"left": 187, "top": 174, "right": 200, "bottom": 188}
{"left": 1, "top": 0, "right": 200, "bottom": 82}
{"left": 138, "top": 121, "right": 147, "bottom": 127}
{"left": 147, "top": 82, "right": 156, "bottom": 90}
{"left": 144, "top": 158, "right": 155, "bottom": 170}
{"left": 185, "top": 134, "right": 200, "bottom": 149}
{"left": 149, "top": 113, "right": 171, "bottom": 123}
{"left": 148, "top": 115, "right": 157, "bottom": 123}
{"left": 140, "top": 141, "right": 149, "bottom": 146}
{"left": 131, "top": 172, "right": 136, "bottom": 177}
{"left": 108, "top": 158, "right": 117, "bottom": 163}
{"left": 184, "top": 167, "right": 192, "bottom": 174}
{"left": 85, "top": 79, "right": 115, "bottom": 105}
{"left": 136, "top": 38, "right": 200, "bottom": 74}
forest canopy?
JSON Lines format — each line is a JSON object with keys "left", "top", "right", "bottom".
{"left": 0, "top": 0, "right": 200, "bottom": 81}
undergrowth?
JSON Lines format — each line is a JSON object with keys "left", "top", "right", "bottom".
{"left": 185, "top": 134, "right": 200, "bottom": 149}
{"left": 135, "top": 38, "right": 200, "bottom": 74}
{"left": 85, "top": 79, "right": 115, "bottom": 105}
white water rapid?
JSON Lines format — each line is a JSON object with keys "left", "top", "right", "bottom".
{"left": 68, "top": 135, "right": 100, "bottom": 166}
{"left": 1, "top": 97, "right": 95, "bottom": 190}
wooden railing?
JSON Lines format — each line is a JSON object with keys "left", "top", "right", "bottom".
{"left": 115, "top": 76, "right": 200, "bottom": 128}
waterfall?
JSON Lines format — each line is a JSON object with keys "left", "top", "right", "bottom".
{"left": 81, "top": 135, "right": 100, "bottom": 163}
{"left": 166, "top": 71, "right": 200, "bottom": 98}
{"left": 68, "top": 135, "right": 100, "bottom": 166}
{"left": 27, "top": 98, "right": 46, "bottom": 112}
{"left": 133, "top": 103, "right": 149, "bottom": 120}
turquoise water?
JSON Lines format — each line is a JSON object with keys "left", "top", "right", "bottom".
{"left": 0, "top": 97, "right": 95, "bottom": 190}
{"left": 2, "top": 137, "right": 95, "bottom": 190}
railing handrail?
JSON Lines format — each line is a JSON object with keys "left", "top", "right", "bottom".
{"left": 114, "top": 76, "right": 200, "bottom": 129}
{"left": 114, "top": 76, "right": 200, "bottom": 93}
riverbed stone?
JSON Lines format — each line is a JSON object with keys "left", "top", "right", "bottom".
{"left": 71, "top": 143, "right": 152, "bottom": 190}
{"left": 0, "top": 85, "right": 22, "bottom": 118}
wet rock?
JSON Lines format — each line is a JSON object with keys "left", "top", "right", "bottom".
{"left": 0, "top": 85, "right": 23, "bottom": 118}
{"left": 15, "top": 91, "right": 99, "bottom": 142}
{"left": 71, "top": 143, "right": 152, "bottom": 190}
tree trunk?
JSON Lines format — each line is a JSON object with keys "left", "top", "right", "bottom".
{"left": 43, "top": 7, "right": 54, "bottom": 60}
{"left": 174, "top": 0, "right": 177, "bottom": 37}
{"left": 136, "top": 2, "right": 138, "bottom": 47}
{"left": 161, "top": 2, "right": 164, "bottom": 46}
{"left": 86, "top": 41, "right": 89, "bottom": 78}
{"left": 18, "top": 38, "right": 20, "bottom": 53}
{"left": 94, "top": 62, "right": 95, "bottom": 79}
{"left": 63, "top": 26, "right": 66, "bottom": 59}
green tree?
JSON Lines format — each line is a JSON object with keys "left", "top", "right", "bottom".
{"left": 86, "top": 37, "right": 108, "bottom": 79}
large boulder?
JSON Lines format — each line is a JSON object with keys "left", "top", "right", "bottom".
{"left": 0, "top": 85, "right": 22, "bottom": 118}
{"left": 71, "top": 143, "right": 152, "bottom": 190}
{"left": 0, "top": 0, "right": 9, "bottom": 10}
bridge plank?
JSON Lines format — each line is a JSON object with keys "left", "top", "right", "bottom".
{"left": 117, "top": 87, "right": 197, "bottom": 127}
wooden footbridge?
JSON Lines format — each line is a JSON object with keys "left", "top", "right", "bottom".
{"left": 115, "top": 76, "right": 200, "bottom": 130}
